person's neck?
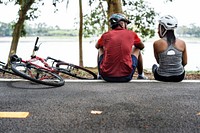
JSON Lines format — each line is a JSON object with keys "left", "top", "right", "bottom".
{"left": 115, "top": 26, "right": 125, "bottom": 30}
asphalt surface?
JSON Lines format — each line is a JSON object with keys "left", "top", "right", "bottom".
{"left": 0, "top": 80, "right": 200, "bottom": 133}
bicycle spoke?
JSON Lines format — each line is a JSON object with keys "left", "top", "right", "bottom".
{"left": 57, "top": 63, "right": 97, "bottom": 79}
{"left": 11, "top": 62, "right": 64, "bottom": 87}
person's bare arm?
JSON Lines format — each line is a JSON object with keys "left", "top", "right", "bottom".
{"left": 95, "top": 42, "right": 100, "bottom": 49}
{"left": 153, "top": 42, "right": 159, "bottom": 64}
{"left": 135, "top": 42, "right": 144, "bottom": 50}
{"left": 182, "top": 42, "right": 187, "bottom": 66}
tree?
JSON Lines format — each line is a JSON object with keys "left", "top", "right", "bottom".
{"left": 1, "top": 0, "right": 174, "bottom": 66}
{"left": 84, "top": 0, "right": 157, "bottom": 40}
{"left": 1, "top": 0, "right": 43, "bottom": 65}
{"left": 107, "top": 0, "right": 123, "bottom": 18}
{"left": 65, "top": 0, "right": 84, "bottom": 66}
{"left": 2, "top": 0, "right": 86, "bottom": 67}
{"left": 79, "top": 0, "right": 83, "bottom": 67}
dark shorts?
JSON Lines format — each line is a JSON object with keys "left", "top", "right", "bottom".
{"left": 98, "top": 55, "right": 138, "bottom": 82}
{"left": 153, "top": 67, "right": 185, "bottom": 82}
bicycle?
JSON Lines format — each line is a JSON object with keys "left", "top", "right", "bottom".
{"left": 10, "top": 38, "right": 65, "bottom": 87}
{"left": 10, "top": 37, "right": 97, "bottom": 87}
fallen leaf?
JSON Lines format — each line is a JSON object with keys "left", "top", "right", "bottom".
{"left": 196, "top": 112, "right": 200, "bottom": 116}
{"left": 91, "top": 110, "right": 102, "bottom": 115}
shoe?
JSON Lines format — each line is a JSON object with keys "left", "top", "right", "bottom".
{"left": 97, "top": 74, "right": 102, "bottom": 79}
{"left": 137, "top": 75, "right": 148, "bottom": 80}
{"left": 152, "top": 64, "right": 158, "bottom": 74}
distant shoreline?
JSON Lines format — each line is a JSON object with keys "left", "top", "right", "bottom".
{"left": 1, "top": 36, "right": 200, "bottom": 43}
{"left": 147, "top": 36, "right": 200, "bottom": 43}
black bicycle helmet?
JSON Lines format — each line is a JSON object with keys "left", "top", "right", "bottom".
{"left": 109, "top": 13, "right": 131, "bottom": 29}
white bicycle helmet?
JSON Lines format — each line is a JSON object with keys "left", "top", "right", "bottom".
{"left": 158, "top": 15, "right": 178, "bottom": 30}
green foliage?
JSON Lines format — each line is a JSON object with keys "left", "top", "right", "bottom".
{"left": 176, "top": 24, "right": 200, "bottom": 37}
{"left": 123, "top": 0, "right": 157, "bottom": 40}
{"left": 83, "top": 0, "right": 107, "bottom": 37}
{"left": 83, "top": 0, "right": 157, "bottom": 40}
{"left": 0, "top": 0, "right": 173, "bottom": 39}
{"left": 1, "top": 0, "right": 41, "bottom": 21}
{"left": 1, "top": 0, "right": 45, "bottom": 37}
{"left": 0, "top": 22, "right": 13, "bottom": 36}
{"left": 0, "top": 21, "right": 78, "bottom": 37}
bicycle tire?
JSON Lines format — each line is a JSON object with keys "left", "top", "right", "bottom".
{"left": 56, "top": 62, "right": 97, "bottom": 80}
{"left": 0, "top": 61, "right": 17, "bottom": 75}
{"left": 11, "top": 62, "right": 65, "bottom": 87}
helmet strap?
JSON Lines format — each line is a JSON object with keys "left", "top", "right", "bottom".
{"left": 118, "top": 21, "right": 127, "bottom": 29}
{"left": 119, "top": 23, "right": 123, "bottom": 28}
{"left": 159, "top": 25, "right": 167, "bottom": 38}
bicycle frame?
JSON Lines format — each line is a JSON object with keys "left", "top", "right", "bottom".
{"left": 19, "top": 36, "right": 58, "bottom": 73}
{"left": 21, "top": 56, "right": 57, "bottom": 73}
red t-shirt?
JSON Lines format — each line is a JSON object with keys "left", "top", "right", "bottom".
{"left": 97, "top": 28, "right": 141, "bottom": 77}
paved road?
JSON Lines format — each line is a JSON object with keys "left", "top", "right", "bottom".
{"left": 0, "top": 80, "right": 200, "bottom": 133}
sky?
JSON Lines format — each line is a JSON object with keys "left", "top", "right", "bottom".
{"left": 149, "top": 0, "right": 200, "bottom": 26}
{"left": 0, "top": 0, "right": 200, "bottom": 29}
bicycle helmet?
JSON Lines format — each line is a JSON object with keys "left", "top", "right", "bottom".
{"left": 109, "top": 13, "right": 131, "bottom": 29}
{"left": 158, "top": 15, "right": 178, "bottom": 30}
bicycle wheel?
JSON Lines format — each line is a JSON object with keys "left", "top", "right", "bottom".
{"left": 0, "top": 61, "right": 17, "bottom": 75}
{"left": 56, "top": 62, "right": 97, "bottom": 80}
{"left": 11, "top": 62, "right": 65, "bottom": 87}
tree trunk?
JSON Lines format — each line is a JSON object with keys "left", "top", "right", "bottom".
{"left": 79, "top": 0, "right": 83, "bottom": 67}
{"left": 7, "top": 0, "right": 35, "bottom": 65}
{"left": 9, "top": 22, "right": 23, "bottom": 59}
{"left": 107, "top": 0, "right": 123, "bottom": 19}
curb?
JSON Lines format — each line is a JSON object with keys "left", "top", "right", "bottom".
{"left": 1, "top": 78, "right": 200, "bottom": 83}
{"left": 63, "top": 79, "right": 200, "bottom": 83}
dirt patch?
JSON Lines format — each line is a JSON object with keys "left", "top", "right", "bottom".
{"left": 0, "top": 67, "right": 200, "bottom": 80}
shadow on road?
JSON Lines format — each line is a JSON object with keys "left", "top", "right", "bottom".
{"left": 6, "top": 81, "right": 59, "bottom": 90}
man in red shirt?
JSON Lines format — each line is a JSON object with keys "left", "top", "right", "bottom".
{"left": 96, "top": 13, "right": 147, "bottom": 82}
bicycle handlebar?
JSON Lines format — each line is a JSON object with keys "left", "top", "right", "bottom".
{"left": 0, "top": 61, "right": 5, "bottom": 65}
{"left": 34, "top": 37, "right": 40, "bottom": 51}
{"left": 46, "top": 56, "right": 61, "bottom": 62}
{"left": 10, "top": 55, "right": 22, "bottom": 63}
{"left": 32, "top": 37, "right": 41, "bottom": 57}
{"left": 35, "top": 37, "right": 39, "bottom": 46}
{"left": 46, "top": 56, "right": 62, "bottom": 67}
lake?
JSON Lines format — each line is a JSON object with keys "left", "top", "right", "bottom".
{"left": 0, "top": 37, "right": 200, "bottom": 71}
